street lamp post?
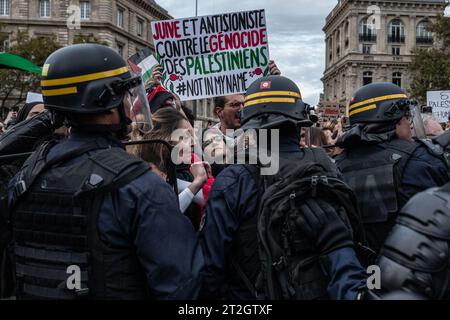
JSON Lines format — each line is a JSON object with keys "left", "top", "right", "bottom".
{"left": 193, "top": 0, "right": 198, "bottom": 119}
{"left": 192, "top": 0, "right": 198, "bottom": 120}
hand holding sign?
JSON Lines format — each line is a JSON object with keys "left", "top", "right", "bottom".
{"left": 268, "top": 60, "right": 281, "bottom": 76}
{"left": 150, "top": 65, "right": 164, "bottom": 87}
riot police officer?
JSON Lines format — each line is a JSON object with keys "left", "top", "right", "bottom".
{"left": 373, "top": 182, "right": 450, "bottom": 300}
{"left": 199, "top": 75, "right": 368, "bottom": 300}
{"left": 335, "top": 82, "right": 450, "bottom": 254}
{"left": 6, "top": 44, "right": 203, "bottom": 299}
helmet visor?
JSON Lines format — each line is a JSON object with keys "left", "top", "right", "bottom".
{"left": 126, "top": 75, "right": 153, "bottom": 134}
{"left": 396, "top": 100, "right": 426, "bottom": 139}
{"left": 409, "top": 103, "right": 426, "bottom": 139}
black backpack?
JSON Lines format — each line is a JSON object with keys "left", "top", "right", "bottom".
{"left": 238, "top": 150, "right": 366, "bottom": 300}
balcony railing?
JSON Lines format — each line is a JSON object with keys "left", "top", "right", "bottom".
{"left": 388, "top": 35, "right": 405, "bottom": 43}
{"left": 416, "top": 37, "right": 434, "bottom": 45}
{"left": 359, "top": 34, "right": 377, "bottom": 42}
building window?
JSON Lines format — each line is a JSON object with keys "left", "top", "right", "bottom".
{"left": 40, "top": 0, "right": 50, "bottom": 18}
{"left": 334, "top": 79, "right": 337, "bottom": 98}
{"left": 344, "top": 22, "right": 349, "bottom": 48}
{"left": 342, "top": 74, "right": 346, "bottom": 94}
{"left": 363, "top": 71, "right": 373, "bottom": 86}
{"left": 359, "top": 18, "right": 377, "bottom": 42}
{"left": 392, "top": 72, "right": 402, "bottom": 87}
{"left": 117, "top": 43, "right": 124, "bottom": 57}
{"left": 416, "top": 21, "right": 433, "bottom": 44}
{"left": 388, "top": 19, "right": 405, "bottom": 43}
{"left": 392, "top": 46, "right": 401, "bottom": 56}
{"left": 137, "top": 18, "right": 144, "bottom": 37}
{"left": 117, "top": 7, "right": 124, "bottom": 28}
{"left": 363, "top": 44, "right": 372, "bottom": 54}
{"left": 328, "top": 38, "right": 333, "bottom": 61}
{"left": 0, "top": 0, "right": 9, "bottom": 16}
{"left": 80, "top": 1, "right": 90, "bottom": 20}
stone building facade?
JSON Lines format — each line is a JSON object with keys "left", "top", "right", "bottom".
{"left": 0, "top": 0, "right": 171, "bottom": 58}
{"left": 319, "top": 0, "right": 446, "bottom": 120}
{"left": 0, "top": 0, "right": 220, "bottom": 123}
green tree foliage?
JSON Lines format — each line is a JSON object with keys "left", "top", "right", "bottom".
{"left": 0, "top": 30, "right": 61, "bottom": 113}
{"left": 73, "top": 34, "right": 108, "bottom": 46}
{"left": 409, "top": 12, "right": 450, "bottom": 103}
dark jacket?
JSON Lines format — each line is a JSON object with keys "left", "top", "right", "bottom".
{"left": 199, "top": 136, "right": 367, "bottom": 300}
{"left": 8, "top": 132, "right": 204, "bottom": 299}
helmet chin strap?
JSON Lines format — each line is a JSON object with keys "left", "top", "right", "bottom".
{"left": 116, "top": 102, "right": 132, "bottom": 140}
{"left": 67, "top": 102, "right": 132, "bottom": 139}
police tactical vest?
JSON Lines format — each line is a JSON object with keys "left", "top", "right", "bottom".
{"left": 335, "top": 139, "right": 420, "bottom": 251}
{"left": 229, "top": 148, "right": 363, "bottom": 300}
{"left": 9, "top": 139, "right": 150, "bottom": 300}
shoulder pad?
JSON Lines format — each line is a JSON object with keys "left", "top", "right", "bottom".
{"left": 381, "top": 223, "right": 448, "bottom": 272}
{"left": 397, "top": 186, "right": 450, "bottom": 240}
{"left": 382, "top": 139, "right": 420, "bottom": 155}
{"left": 416, "top": 139, "right": 444, "bottom": 158}
{"left": 432, "top": 130, "right": 450, "bottom": 149}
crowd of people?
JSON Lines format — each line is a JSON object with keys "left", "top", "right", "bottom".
{"left": 1, "top": 43, "right": 450, "bottom": 300}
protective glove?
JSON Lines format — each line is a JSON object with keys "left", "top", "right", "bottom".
{"left": 295, "top": 198, "right": 354, "bottom": 254}
{"left": 0, "top": 109, "right": 62, "bottom": 156}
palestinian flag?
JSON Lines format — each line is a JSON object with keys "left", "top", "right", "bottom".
{"left": 127, "top": 48, "right": 158, "bottom": 83}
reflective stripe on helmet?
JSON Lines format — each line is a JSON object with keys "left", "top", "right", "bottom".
{"left": 349, "top": 104, "right": 377, "bottom": 117}
{"left": 41, "top": 66, "right": 129, "bottom": 87}
{"left": 42, "top": 86, "right": 78, "bottom": 97}
{"left": 244, "top": 97, "right": 296, "bottom": 108}
{"left": 349, "top": 93, "right": 407, "bottom": 111}
{"left": 245, "top": 90, "right": 301, "bottom": 101}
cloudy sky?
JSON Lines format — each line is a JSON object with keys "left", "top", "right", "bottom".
{"left": 155, "top": 0, "right": 338, "bottom": 105}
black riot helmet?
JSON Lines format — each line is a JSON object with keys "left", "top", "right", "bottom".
{"left": 348, "top": 82, "right": 413, "bottom": 125}
{"left": 240, "top": 75, "right": 313, "bottom": 130}
{"left": 40, "top": 44, "right": 152, "bottom": 135}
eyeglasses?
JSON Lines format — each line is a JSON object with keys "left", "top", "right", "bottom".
{"left": 225, "top": 101, "right": 245, "bottom": 109}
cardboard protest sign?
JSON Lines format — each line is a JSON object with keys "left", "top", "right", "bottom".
{"left": 128, "top": 48, "right": 159, "bottom": 84}
{"left": 151, "top": 9, "right": 270, "bottom": 101}
{"left": 427, "top": 90, "right": 450, "bottom": 122}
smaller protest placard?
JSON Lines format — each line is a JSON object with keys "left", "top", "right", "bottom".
{"left": 128, "top": 48, "right": 159, "bottom": 84}
{"left": 427, "top": 90, "right": 450, "bottom": 122}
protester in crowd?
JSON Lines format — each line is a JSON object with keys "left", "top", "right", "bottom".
{"left": 200, "top": 75, "right": 367, "bottom": 300}
{"left": 5, "top": 44, "right": 204, "bottom": 300}
{"left": 310, "top": 126, "right": 328, "bottom": 147}
{"left": 203, "top": 94, "right": 244, "bottom": 165}
{"left": 422, "top": 113, "right": 444, "bottom": 138}
{"left": 16, "top": 101, "right": 45, "bottom": 122}
{"left": 321, "top": 119, "right": 344, "bottom": 157}
{"left": 335, "top": 82, "right": 450, "bottom": 254}
{"left": 299, "top": 127, "right": 328, "bottom": 148}
{"left": 135, "top": 107, "right": 213, "bottom": 229}
{"left": 146, "top": 65, "right": 195, "bottom": 123}
{"left": 322, "top": 119, "right": 338, "bottom": 145}
{"left": 203, "top": 60, "right": 281, "bottom": 176}
{"left": 3, "top": 110, "right": 18, "bottom": 130}
{"left": 372, "top": 181, "right": 450, "bottom": 300}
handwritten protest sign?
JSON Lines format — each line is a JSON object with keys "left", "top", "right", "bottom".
{"left": 427, "top": 90, "right": 450, "bottom": 122}
{"left": 151, "top": 9, "right": 270, "bottom": 101}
